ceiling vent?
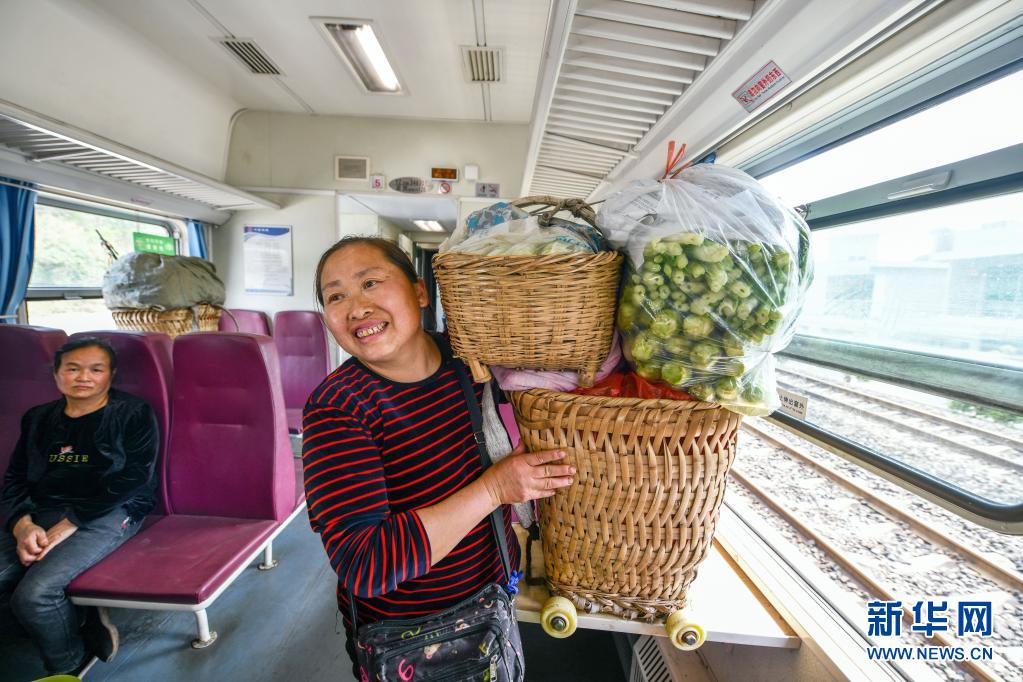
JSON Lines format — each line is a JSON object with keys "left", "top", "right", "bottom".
{"left": 461, "top": 46, "right": 503, "bottom": 83}
{"left": 216, "top": 38, "right": 282, "bottom": 75}
{"left": 335, "top": 155, "right": 370, "bottom": 180}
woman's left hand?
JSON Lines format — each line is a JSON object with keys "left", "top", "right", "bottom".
{"left": 36, "top": 518, "right": 78, "bottom": 560}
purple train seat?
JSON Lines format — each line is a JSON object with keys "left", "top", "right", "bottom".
{"left": 218, "top": 308, "right": 271, "bottom": 335}
{"left": 69, "top": 331, "right": 173, "bottom": 515}
{"left": 0, "top": 326, "right": 67, "bottom": 529}
{"left": 273, "top": 311, "right": 331, "bottom": 433}
{"left": 0, "top": 326, "right": 67, "bottom": 482}
{"left": 68, "top": 333, "right": 303, "bottom": 648}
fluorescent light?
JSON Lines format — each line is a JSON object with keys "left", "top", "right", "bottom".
{"left": 413, "top": 220, "right": 444, "bottom": 232}
{"left": 354, "top": 27, "right": 399, "bottom": 91}
{"left": 319, "top": 20, "right": 402, "bottom": 93}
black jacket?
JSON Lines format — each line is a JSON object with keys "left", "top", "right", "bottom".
{"left": 1, "top": 388, "right": 159, "bottom": 530}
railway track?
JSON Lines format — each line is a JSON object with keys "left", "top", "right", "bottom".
{"left": 740, "top": 421, "right": 1023, "bottom": 591}
{"left": 776, "top": 368, "right": 1023, "bottom": 451}
{"left": 775, "top": 371, "right": 1023, "bottom": 474}
{"left": 731, "top": 421, "right": 1022, "bottom": 681}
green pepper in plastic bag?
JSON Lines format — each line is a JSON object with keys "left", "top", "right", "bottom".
{"left": 597, "top": 165, "right": 813, "bottom": 416}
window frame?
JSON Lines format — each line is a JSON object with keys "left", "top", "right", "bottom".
{"left": 746, "top": 62, "right": 1023, "bottom": 531}
{"left": 25, "top": 196, "right": 178, "bottom": 303}
{"left": 740, "top": 26, "right": 1023, "bottom": 181}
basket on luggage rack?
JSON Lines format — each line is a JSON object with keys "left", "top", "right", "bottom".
{"left": 110, "top": 304, "right": 222, "bottom": 339}
{"left": 509, "top": 389, "right": 741, "bottom": 620}
{"left": 433, "top": 196, "right": 622, "bottom": 387}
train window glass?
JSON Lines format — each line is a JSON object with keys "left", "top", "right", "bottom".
{"left": 26, "top": 201, "right": 174, "bottom": 333}
{"left": 758, "top": 68, "right": 1023, "bottom": 207}
{"left": 24, "top": 299, "right": 115, "bottom": 335}
{"left": 776, "top": 355, "right": 1023, "bottom": 504}
{"left": 798, "top": 191, "right": 1023, "bottom": 369}
{"left": 28, "top": 203, "right": 170, "bottom": 288}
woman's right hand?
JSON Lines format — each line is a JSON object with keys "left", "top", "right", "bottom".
{"left": 480, "top": 442, "right": 575, "bottom": 506}
{"left": 13, "top": 515, "right": 48, "bottom": 566}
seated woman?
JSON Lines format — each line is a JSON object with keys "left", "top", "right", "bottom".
{"left": 304, "top": 237, "right": 575, "bottom": 679}
{"left": 0, "top": 337, "right": 159, "bottom": 676}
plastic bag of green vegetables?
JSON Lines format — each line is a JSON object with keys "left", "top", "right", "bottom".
{"left": 596, "top": 164, "right": 813, "bottom": 416}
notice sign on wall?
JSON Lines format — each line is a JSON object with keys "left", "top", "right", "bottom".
{"left": 243, "top": 226, "right": 293, "bottom": 296}
{"left": 732, "top": 60, "right": 791, "bottom": 113}
{"left": 133, "top": 232, "right": 175, "bottom": 256}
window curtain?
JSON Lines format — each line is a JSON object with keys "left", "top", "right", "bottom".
{"left": 0, "top": 176, "right": 37, "bottom": 324}
{"left": 186, "top": 220, "right": 208, "bottom": 260}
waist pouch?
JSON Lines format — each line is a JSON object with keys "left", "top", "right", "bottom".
{"left": 353, "top": 582, "right": 523, "bottom": 681}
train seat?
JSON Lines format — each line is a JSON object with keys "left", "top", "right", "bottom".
{"left": 68, "top": 333, "right": 304, "bottom": 648}
{"left": 0, "top": 325, "right": 67, "bottom": 482}
{"left": 218, "top": 308, "right": 271, "bottom": 335}
{"left": 65, "top": 515, "right": 277, "bottom": 604}
{"left": 69, "top": 331, "right": 173, "bottom": 515}
{"left": 273, "top": 311, "right": 331, "bottom": 433}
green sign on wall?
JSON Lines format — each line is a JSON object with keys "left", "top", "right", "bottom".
{"left": 133, "top": 232, "right": 176, "bottom": 256}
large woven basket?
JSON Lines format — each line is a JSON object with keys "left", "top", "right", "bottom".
{"left": 110, "top": 304, "right": 221, "bottom": 338}
{"left": 510, "top": 389, "right": 742, "bottom": 621}
{"left": 434, "top": 196, "right": 622, "bottom": 387}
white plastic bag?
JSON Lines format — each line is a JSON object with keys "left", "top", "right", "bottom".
{"left": 597, "top": 165, "right": 813, "bottom": 416}
{"left": 442, "top": 201, "right": 610, "bottom": 256}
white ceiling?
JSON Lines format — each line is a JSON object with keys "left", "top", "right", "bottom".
{"left": 339, "top": 193, "right": 458, "bottom": 233}
{"left": 89, "top": 0, "right": 551, "bottom": 123}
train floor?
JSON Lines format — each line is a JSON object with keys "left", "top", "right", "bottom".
{"left": 1, "top": 511, "right": 627, "bottom": 682}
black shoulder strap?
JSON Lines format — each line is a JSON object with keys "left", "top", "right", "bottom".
{"left": 452, "top": 362, "right": 515, "bottom": 585}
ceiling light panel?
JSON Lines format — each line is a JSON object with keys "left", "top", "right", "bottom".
{"left": 525, "top": 0, "right": 759, "bottom": 199}
{"left": 314, "top": 18, "right": 403, "bottom": 94}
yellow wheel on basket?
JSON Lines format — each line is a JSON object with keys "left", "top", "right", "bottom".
{"left": 541, "top": 596, "right": 577, "bottom": 638}
{"left": 665, "top": 610, "right": 705, "bottom": 650}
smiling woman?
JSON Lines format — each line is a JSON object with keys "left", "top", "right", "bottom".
{"left": 302, "top": 236, "right": 575, "bottom": 680}
{"left": 314, "top": 236, "right": 435, "bottom": 382}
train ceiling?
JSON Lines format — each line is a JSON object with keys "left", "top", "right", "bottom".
{"left": 89, "top": 0, "right": 551, "bottom": 124}
{"left": 522, "top": 0, "right": 758, "bottom": 200}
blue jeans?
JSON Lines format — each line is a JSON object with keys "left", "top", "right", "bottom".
{"left": 0, "top": 507, "right": 142, "bottom": 673}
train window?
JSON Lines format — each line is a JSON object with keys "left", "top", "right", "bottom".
{"left": 758, "top": 68, "right": 1023, "bottom": 208}
{"left": 798, "top": 191, "right": 1023, "bottom": 368}
{"left": 775, "top": 355, "right": 1023, "bottom": 506}
{"left": 25, "top": 200, "right": 175, "bottom": 333}
{"left": 751, "top": 61, "right": 1023, "bottom": 528}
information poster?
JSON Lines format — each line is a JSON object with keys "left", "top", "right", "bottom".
{"left": 243, "top": 225, "right": 293, "bottom": 295}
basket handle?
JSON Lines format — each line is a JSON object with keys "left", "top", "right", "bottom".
{"left": 216, "top": 305, "right": 239, "bottom": 332}
{"left": 510, "top": 195, "right": 597, "bottom": 228}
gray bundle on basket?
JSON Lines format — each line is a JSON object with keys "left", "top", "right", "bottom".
{"left": 102, "top": 252, "right": 225, "bottom": 311}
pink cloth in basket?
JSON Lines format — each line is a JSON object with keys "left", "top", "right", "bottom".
{"left": 490, "top": 334, "right": 622, "bottom": 392}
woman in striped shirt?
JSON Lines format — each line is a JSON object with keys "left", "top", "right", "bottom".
{"left": 303, "top": 236, "right": 574, "bottom": 675}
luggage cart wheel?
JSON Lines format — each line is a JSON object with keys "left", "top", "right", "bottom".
{"left": 665, "top": 610, "right": 705, "bottom": 650}
{"left": 541, "top": 596, "right": 577, "bottom": 638}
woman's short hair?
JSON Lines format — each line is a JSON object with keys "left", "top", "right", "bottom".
{"left": 314, "top": 236, "right": 418, "bottom": 307}
{"left": 53, "top": 337, "right": 118, "bottom": 372}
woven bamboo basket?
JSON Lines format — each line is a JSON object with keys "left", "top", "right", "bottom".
{"left": 433, "top": 196, "right": 622, "bottom": 387}
{"left": 509, "top": 389, "right": 742, "bottom": 621}
{"left": 110, "top": 304, "right": 221, "bottom": 338}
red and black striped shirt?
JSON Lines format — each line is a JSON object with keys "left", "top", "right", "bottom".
{"left": 302, "top": 335, "right": 520, "bottom": 627}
